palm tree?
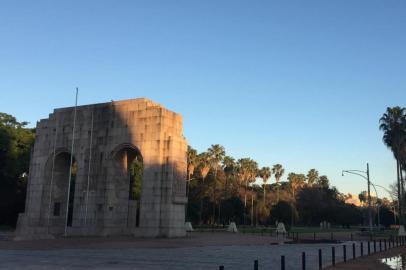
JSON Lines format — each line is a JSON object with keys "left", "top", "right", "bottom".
{"left": 272, "top": 164, "right": 285, "bottom": 202}
{"left": 306, "top": 169, "right": 319, "bottom": 187}
{"left": 317, "top": 175, "right": 330, "bottom": 188}
{"left": 237, "top": 158, "right": 258, "bottom": 207}
{"left": 223, "top": 156, "right": 236, "bottom": 176}
{"left": 187, "top": 146, "right": 198, "bottom": 194}
{"left": 288, "top": 173, "right": 305, "bottom": 227}
{"left": 258, "top": 167, "right": 272, "bottom": 204}
{"left": 380, "top": 107, "right": 406, "bottom": 224}
{"left": 198, "top": 152, "right": 211, "bottom": 181}
{"left": 207, "top": 144, "right": 225, "bottom": 223}
{"left": 288, "top": 173, "right": 305, "bottom": 200}
{"left": 197, "top": 152, "right": 211, "bottom": 224}
{"left": 185, "top": 146, "right": 197, "bottom": 221}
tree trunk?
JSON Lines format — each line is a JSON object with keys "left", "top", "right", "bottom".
{"left": 397, "top": 159, "right": 403, "bottom": 225}
{"left": 400, "top": 162, "right": 405, "bottom": 225}
{"left": 277, "top": 180, "right": 280, "bottom": 203}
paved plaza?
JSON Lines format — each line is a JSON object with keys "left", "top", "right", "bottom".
{"left": 0, "top": 232, "right": 370, "bottom": 270}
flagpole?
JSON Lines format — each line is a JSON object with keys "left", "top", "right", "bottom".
{"left": 64, "top": 88, "right": 78, "bottom": 237}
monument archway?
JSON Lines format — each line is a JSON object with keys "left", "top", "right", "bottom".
{"left": 42, "top": 150, "right": 77, "bottom": 231}
{"left": 112, "top": 144, "right": 143, "bottom": 228}
{"left": 16, "top": 98, "right": 188, "bottom": 239}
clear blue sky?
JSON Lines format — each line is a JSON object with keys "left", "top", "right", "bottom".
{"left": 1, "top": 1, "right": 405, "bottom": 197}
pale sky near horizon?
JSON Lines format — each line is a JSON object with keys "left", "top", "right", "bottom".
{"left": 1, "top": 1, "right": 405, "bottom": 197}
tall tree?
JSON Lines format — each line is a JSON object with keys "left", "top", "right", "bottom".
{"left": 317, "top": 175, "right": 330, "bottom": 188}
{"left": 207, "top": 144, "right": 225, "bottom": 223}
{"left": 288, "top": 173, "right": 306, "bottom": 200}
{"left": 380, "top": 107, "right": 406, "bottom": 224}
{"left": 197, "top": 152, "right": 211, "bottom": 224}
{"left": 0, "top": 113, "right": 35, "bottom": 226}
{"left": 272, "top": 164, "right": 285, "bottom": 202}
{"left": 258, "top": 167, "right": 272, "bottom": 204}
{"left": 306, "top": 169, "right": 319, "bottom": 187}
{"left": 237, "top": 158, "right": 258, "bottom": 206}
{"left": 187, "top": 146, "right": 198, "bottom": 195}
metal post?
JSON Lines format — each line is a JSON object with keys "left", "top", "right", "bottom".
{"left": 254, "top": 260, "right": 258, "bottom": 270}
{"left": 367, "top": 163, "right": 373, "bottom": 232}
{"left": 302, "top": 252, "right": 306, "bottom": 270}
{"left": 281, "top": 256, "right": 285, "bottom": 270}
{"left": 343, "top": 245, "right": 347, "bottom": 263}
{"left": 379, "top": 239, "right": 382, "bottom": 251}
{"left": 374, "top": 240, "right": 376, "bottom": 253}
{"left": 352, "top": 243, "right": 356, "bottom": 259}
{"left": 384, "top": 239, "right": 387, "bottom": 250}
{"left": 332, "top": 246, "right": 335, "bottom": 266}
{"left": 219, "top": 266, "right": 224, "bottom": 270}
{"left": 361, "top": 242, "right": 364, "bottom": 256}
{"left": 64, "top": 88, "right": 78, "bottom": 237}
{"left": 318, "top": 249, "right": 322, "bottom": 270}
{"left": 368, "top": 241, "right": 370, "bottom": 255}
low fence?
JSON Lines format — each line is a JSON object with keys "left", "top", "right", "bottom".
{"left": 216, "top": 236, "right": 406, "bottom": 269}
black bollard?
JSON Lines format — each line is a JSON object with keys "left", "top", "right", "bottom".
{"left": 332, "top": 246, "right": 336, "bottom": 266}
{"left": 281, "top": 255, "right": 285, "bottom": 270}
{"left": 374, "top": 240, "right": 376, "bottom": 253}
{"left": 368, "top": 241, "right": 370, "bottom": 255}
{"left": 343, "top": 245, "right": 347, "bottom": 263}
{"left": 379, "top": 239, "right": 382, "bottom": 251}
{"left": 254, "top": 260, "right": 258, "bottom": 270}
{"left": 219, "top": 266, "right": 224, "bottom": 270}
{"left": 318, "top": 249, "right": 322, "bottom": 270}
{"left": 361, "top": 242, "right": 364, "bottom": 256}
{"left": 352, "top": 243, "right": 356, "bottom": 259}
{"left": 302, "top": 252, "right": 306, "bottom": 270}
{"left": 384, "top": 239, "right": 387, "bottom": 251}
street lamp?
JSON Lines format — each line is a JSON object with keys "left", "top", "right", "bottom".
{"left": 373, "top": 183, "right": 398, "bottom": 225}
{"left": 342, "top": 163, "right": 373, "bottom": 231}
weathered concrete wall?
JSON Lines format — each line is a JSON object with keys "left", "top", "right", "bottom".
{"left": 16, "top": 98, "right": 188, "bottom": 239}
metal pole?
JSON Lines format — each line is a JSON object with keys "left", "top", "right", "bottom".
{"left": 64, "top": 88, "right": 78, "bottom": 237}
{"left": 84, "top": 108, "right": 94, "bottom": 226}
{"left": 367, "top": 163, "right": 372, "bottom": 231}
{"left": 47, "top": 117, "right": 58, "bottom": 233}
{"left": 251, "top": 195, "right": 254, "bottom": 226}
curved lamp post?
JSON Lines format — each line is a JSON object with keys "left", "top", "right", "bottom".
{"left": 342, "top": 163, "right": 372, "bottom": 231}
{"left": 373, "top": 183, "right": 398, "bottom": 225}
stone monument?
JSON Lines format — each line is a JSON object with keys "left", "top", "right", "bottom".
{"left": 16, "top": 98, "right": 188, "bottom": 239}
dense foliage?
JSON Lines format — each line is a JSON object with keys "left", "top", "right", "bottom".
{"left": 186, "top": 145, "right": 389, "bottom": 227}
{"left": 0, "top": 113, "right": 35, "bottom": 226}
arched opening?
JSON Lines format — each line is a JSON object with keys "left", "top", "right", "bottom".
{"left": 113, "top": 146, "right": 143, "bottom": 228}
{"left": 45, "top": 151, "right": 76, "bottom": 228}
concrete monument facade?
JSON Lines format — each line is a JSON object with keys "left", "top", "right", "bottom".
{"left": 16, "top": 98, "right": 188, "bottom": 239}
